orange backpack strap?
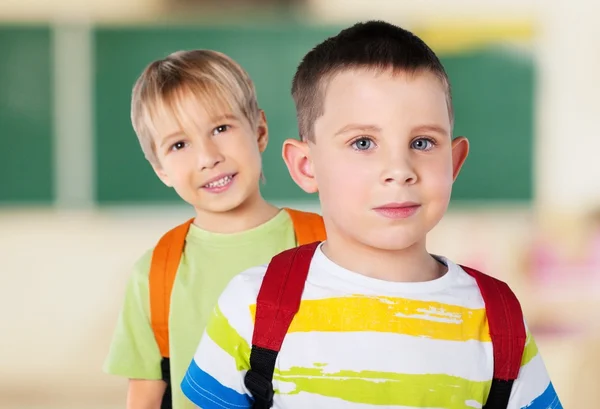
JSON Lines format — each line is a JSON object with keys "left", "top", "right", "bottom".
{"left": 149, "top": 209, "right": 323, "bottom": 358}
{"left": 283, "top": 208, "right": 327, "bottom": 244}
{"left": 149, "top": 218, "right": 194, "bottom": 357}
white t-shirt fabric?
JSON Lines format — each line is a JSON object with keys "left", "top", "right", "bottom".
{"left": 182, "top": 243, "right": 562, "bottom": 409}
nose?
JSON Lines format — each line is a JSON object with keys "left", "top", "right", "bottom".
{"left": 196, "top": 138, "right": 225, "bottom": 170}
{"left": 380, "top": 149, "right": 417, "bottom": 185}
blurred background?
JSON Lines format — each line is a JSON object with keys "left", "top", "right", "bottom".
{"left": 1, "top": 0, "right": 599, "bottom": 407}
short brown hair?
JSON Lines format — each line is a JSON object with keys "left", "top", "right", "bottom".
{"left": 131, "top": 49, "right": 260, "bottom": 165}
{"left": 292, "top": 20, "right": 452, "bottom": 141}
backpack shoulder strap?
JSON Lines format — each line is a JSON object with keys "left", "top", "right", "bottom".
{"left": 283, "top": 208, "right": 326, "bottom": 244}
{"left": 149, "top": 218, "right": 194, "bottom": 358}
{"left": 244, "top": 242, "right": 320, "bottom": 409}
{"left": 460, "top": 265, "right": 527, "bottom": 409}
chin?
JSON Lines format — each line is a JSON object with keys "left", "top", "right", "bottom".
{"left": 366, "top": 237, "right": 422, "bottom": 252}
{"left": 214, "top": 199, "right": 248, "bottom": 214}
{"left": 191, "top": 195, "right": 246, "bottom": 214}
{"left": 358, "top": 228, "right": 425, "bottom": 252}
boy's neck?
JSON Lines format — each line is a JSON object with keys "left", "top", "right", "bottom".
{"left": 321, "top": 231, "right": 445, "bottom": 283}
{"left": 192, "top": 192, "right": 279, "bottom": 234}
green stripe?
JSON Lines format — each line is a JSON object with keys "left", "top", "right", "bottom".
{"left": 274, "top": 366, "right": 490, "bottom": 408}
{"left": 521, "top": 331, "right": 539, "bottom": 367}
{"left": 207, "top": 305, "right": 496, "bottom": 407}
{"left": 205, "top": 306, "right": 250, "bottom": 371}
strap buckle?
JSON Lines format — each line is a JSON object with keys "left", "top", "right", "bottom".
{"left": 244, "top": 369, "right": 274, "bottom": 408}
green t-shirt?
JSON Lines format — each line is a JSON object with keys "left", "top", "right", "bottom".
{"left": 104, "top": 209, "right": 298, "bottom": 409}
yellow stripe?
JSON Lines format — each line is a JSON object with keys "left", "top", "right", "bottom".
{"left": 250, "top": 295, "right": 490, "bottom": 342}
{"left": 413, "top": 20, "right": 534, "bottom": 54}
{"left": 205, "top": 305, "right": 250, "bottom": 371}
{"left": 209, "top": 300, "right": 492, "bottom": 407}
{"left": 274, "top": 366, "right": 490, "bottom": 409}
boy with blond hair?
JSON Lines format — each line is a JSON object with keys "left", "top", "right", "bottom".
{"left": 182, "top": 22, "right": 562, "bottom": 409}
{"left": 104, "top": 50, "right": 325, "bottom": 409}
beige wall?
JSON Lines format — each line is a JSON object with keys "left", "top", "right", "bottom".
{"left": 0, "top": 209, "right": 185, "bottom": 408}
{"left": 0, "top": 206, "right": 593, "bottom": 408}
{"left": 0, "top": 0, "right": 161, "bottom": 22}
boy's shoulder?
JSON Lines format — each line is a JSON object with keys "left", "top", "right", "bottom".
{"left": 127, "top": 219, "right": 194, "bottom": 282}
{"left": 211, "top": 264, "right": 269, "bottom": 343}
{"left": 218, "top": 263, "right": 269, "bottom": 307}
{"left": 128, "top": 248, "right": 155, "bottom": 282}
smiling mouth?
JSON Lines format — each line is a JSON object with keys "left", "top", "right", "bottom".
{"left": 203, "top": 175, "right": 234, "bottom": 189}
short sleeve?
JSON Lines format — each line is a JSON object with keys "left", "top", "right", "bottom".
{"left": 506, "top": 328, "right": 563, "bottom": 409}
{"left": 103, "top": 250, "right": 162, "bottom": 379}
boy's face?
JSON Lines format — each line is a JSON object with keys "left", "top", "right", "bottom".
{"left": 150, "top": 93, "right": 267, "bottom": 215}
{"left": 285, "top": 69, "right": 468, "bottom": 251}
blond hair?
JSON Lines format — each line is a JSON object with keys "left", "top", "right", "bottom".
{"left": 131, "top": 49, "right": 260, "bottom": 165}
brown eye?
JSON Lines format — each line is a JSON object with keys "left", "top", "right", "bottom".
{"left": 170, "top": 141, "right": 187, "bottom": 151}
{"left": 212, "top": 125, "right": 230, "bottom": 135}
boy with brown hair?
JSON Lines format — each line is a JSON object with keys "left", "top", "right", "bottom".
{"left": 103, "top": 49, "right": 325, "bottom": 409}
{"left": 182, "top": 22, "right": 562, "bottom": 409}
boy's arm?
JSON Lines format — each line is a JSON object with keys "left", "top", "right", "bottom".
{"left": 181, "top": 273, "right": 259, "bottom": 409}
{"left": 507, "top": 329, "right": 563, "bottom": 409}
{"left": 104, "top": 252, "right": 164, "bottom": 403}
{"left": 127, "top": 379, "right": 166, "bottom": 409}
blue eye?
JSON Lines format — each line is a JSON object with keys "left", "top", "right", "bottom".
{"left": 352, "top": 138, "right": 374, "bottom": 151}
{"left": 212, "top": 125, "right": 230, "bottom": 135}
{"left": 411, "top": 138, "right": 435, "bottom": 151}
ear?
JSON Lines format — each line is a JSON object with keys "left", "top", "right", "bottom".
{"left": 450, "top": 136, "right": 469, "bottom": 181}
{"left": 282, "top": 138, "right": 318, "bottom": 193}
{"left": 152, "top": 163, "right": 173, "bottom": 187}
{"left": 256, "top": 110, "right": 269, "bottom": 153}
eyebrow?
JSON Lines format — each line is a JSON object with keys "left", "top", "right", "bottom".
{"left": 210, "top": 113, "right": 239, "bottom": 123}
{"left": 413, "top": 125, "right": 450, "bottom": 136}
{"left": 159, "top": 114, "right": 240, "bottom": 147}
{"left": 159, "top": 131, "right": 183, "bottom": 147}
{"left": 334, "top": 123, "right": 450, "bottom": 137}
{"left": 334, "top": 124, "right": 382, "bottom": 137}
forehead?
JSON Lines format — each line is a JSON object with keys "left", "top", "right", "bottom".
{"left": 148, "top": 87, "right": 239, "bottom": 138}
{"left": 316, "top": 68, "right": 451, "bottom": 134}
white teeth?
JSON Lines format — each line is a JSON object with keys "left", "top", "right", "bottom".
{"left": 205, "top": 175, "right": 232, "bottom": 188}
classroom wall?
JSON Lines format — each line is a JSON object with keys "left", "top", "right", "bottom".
{"left": 0, "top": 22, "right": 535, "bottom": 206}
{"left": 0, "top": 0, "right": 161, "bottom": 21}
{"left": 5, "top": 0, "right": 600, "bottom": 213}
{"left": 534, "top": 1, "right": 600, "bottom": 215}
{"left": 1, "top": 1, "right": 600, "bottom": 408}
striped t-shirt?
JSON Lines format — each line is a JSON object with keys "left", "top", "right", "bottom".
{"left": 182, "top": 244, "right": 562, "bottom": 409}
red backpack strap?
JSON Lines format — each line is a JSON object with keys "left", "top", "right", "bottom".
{"left": 461, "top": 266, "right": 527, "bottom": 409}
{"left": 244, "top": 242, "right": 320, "bottom": 409}
{"left": 149, "top": 218, "right": 194, "bottom": 358}
{"left": 283, "top": 208, "right": 327, "bottom": 244}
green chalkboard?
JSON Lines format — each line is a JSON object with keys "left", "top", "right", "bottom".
{"left": 444, "top": 48, "right": 534, "bottom": 201}
{"left": 0, "top": 27, "right": 53, "bottom": 204}
{"left": 94, "top": 24, "right": 340, "bottom": 204}
{"left": 94, "top": 25, "right": 534, "bottom": 204}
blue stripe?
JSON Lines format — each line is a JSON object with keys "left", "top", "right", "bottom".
{"left": 522, "top": 382, "right": 562, "bottom": 409}
{"left": 181, "top": 359, "right": 252, "bottom": 409}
